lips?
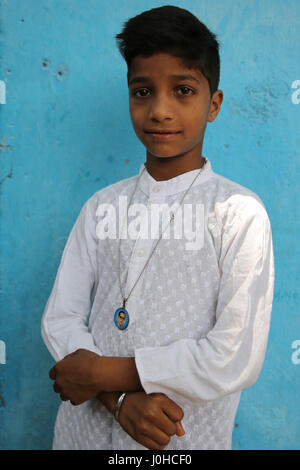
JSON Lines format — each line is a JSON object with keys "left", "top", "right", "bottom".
{"left": 145, "top": 129, "right": 181, "bottom": 142}
{"left": 145, "top": 130, "right": 181, "bottom": 141}
{"left": 145, "top": 130, "right": 181, "bottom": 134}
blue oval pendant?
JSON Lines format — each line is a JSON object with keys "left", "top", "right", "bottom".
{"left": 114, "top": 307, "right": 129, "bottom": 330}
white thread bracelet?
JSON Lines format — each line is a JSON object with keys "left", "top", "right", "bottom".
{"left": 113, "top": 392, "right": 127, "bottom": 422}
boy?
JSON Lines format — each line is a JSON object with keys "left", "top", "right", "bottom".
{"left": 41, "top": 5, "right": 275, "bottom": 450}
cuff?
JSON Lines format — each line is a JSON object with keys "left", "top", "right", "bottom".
{"left": 134, "top": 341, "right": 191, "bottom": 406}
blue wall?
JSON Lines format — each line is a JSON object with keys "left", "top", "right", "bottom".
{"left": 0, "top": 0, "right": 299, "bottom": 450}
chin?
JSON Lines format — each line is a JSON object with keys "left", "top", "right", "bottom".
{"left": 147, "top": 151, "right": 187, "bottom": 160}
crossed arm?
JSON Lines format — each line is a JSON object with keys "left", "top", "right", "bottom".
{"left": 49, "top": 349, "right": 143, "bottom": 394}
{"left": 49, "top": 348, "right": 185, "bottom": 449}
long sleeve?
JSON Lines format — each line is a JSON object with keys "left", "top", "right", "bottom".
{"left": 134, "top": 197, "right": 275, "bottom": 405}
{"left": 41, "top": 197, "right": 102, "bottom": 362}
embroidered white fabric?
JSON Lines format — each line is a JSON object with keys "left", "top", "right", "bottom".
{"left": 41, "top": 158, "right": 275, "bottom": 450}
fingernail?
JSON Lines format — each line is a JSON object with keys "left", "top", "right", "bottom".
{"left": 176, "top": 421, "right": 185, "bottom": 436}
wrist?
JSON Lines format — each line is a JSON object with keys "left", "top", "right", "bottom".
{"left": 95, "top": 356, "right": 142, "bottom": 392}
{"left": 98, "top": 391, "right": 122, "bottom": 414}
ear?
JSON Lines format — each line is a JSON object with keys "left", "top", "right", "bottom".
{"left": 208, "top": 90, "right": 224, "bottom": 122}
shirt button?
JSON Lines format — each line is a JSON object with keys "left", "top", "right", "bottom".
{"left": 137, "top": 249, "right": 145, "bottom": 256}
{"left": 152, "top": 185, "right": 160, "bottom": 193}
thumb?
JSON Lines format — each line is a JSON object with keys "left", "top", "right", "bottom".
{"left": 49, "top": 366, "right": 56, "bottom": 380}
{"left": 175, "top": 420, "right": 185, "bottom": 436}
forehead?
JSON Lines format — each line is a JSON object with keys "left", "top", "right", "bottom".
{"left": 129, "top": 52, "right": 206, "bottom": 86}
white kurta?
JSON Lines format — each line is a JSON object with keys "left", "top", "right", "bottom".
{"left": 41, "top": 157, "right": 275, "bottom": 450}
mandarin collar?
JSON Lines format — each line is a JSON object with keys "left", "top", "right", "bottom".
{"left": 138, "top": 157, "right": 214, "bottom": 198}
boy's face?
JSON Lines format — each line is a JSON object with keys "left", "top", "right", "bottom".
{"left": 117, "top": 311, "right": 125, "bottom": 326}
{"left": 128, "top": 53, "right": 223, "bottom": 163}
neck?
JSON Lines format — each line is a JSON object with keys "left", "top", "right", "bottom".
{"left": 145, "top": 152, "right": 206, "bottom": 181}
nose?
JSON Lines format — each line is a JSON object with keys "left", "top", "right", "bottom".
{"left": 148, "top": 92, "right": 174, "bottom": 122}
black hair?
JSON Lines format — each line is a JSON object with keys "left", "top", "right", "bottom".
{"left": 115, "top": 5, "right": 220, "bottom": 97}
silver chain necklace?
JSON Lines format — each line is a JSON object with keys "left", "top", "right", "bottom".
{"left": 113, "top": 159, "right": 206, "bottom": 330}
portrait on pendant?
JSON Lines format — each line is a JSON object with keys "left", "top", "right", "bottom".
{"left": 114, "top": 308, "right": 129, "bottom": 330}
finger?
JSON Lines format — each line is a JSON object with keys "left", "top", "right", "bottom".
{"left": 140, "top": 437, "right": 167, "bottom": 451}
{"left": 70, "top": 399, "right": 84, "bottom": 406}
{"left": 149, "top": 411, "right": 178, "bottom": 437}
{"left": 49, "top": 367, "right": 56, "bottom": 380}
{"left": 60, "top": 392, "right": 69, "bottom": 402}
{"left": 161, "top": 397, "right": 184, "bottom": 423}
{"left": 141, "top": 424, "right": 171, "bottom": 446}
{"left": 140, "top": 429, "right": 170, "bottom": 450}
{"left": 175, "top": 420, "right": 185, "bottom": 436}
{"left": 53, "top": 382, "right": 62, "bottom": 393}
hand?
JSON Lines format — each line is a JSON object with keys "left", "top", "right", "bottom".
{"left": 117, "top": 391, "right": 185, "bottom": 450}
{"left": 49, "top": 349, "right": 103, "bottom": 405}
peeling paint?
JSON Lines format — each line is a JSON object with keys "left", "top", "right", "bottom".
{"left": 0, "top": 137, "right": 13, "bottom": 153}
{"left": 0, "top": 166, "right": 13, "bottom": 186}
{"left": 55, "top": 64, "right": 69, "bottom": 81}
{"left": 228, "top": 78, "right": 290, "bottom": 124}
{"left": 0, "top": 143, "right": 13, "bottom": 153}
{"left": 41, "top": 58, "right": 51, "bottom": 69}
{"left": 274, "top": 291, "right": 300, "bottom": 302}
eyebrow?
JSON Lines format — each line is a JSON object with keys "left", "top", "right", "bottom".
{"left": 129, "top": 74, "right": 202, "bottom": 86}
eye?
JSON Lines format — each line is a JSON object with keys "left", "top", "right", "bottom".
{"left": 177, "top": 86, "right": 194, "bottom": 96}
{"left": 132, "top": 88, "right": 150, "bottom": 98}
